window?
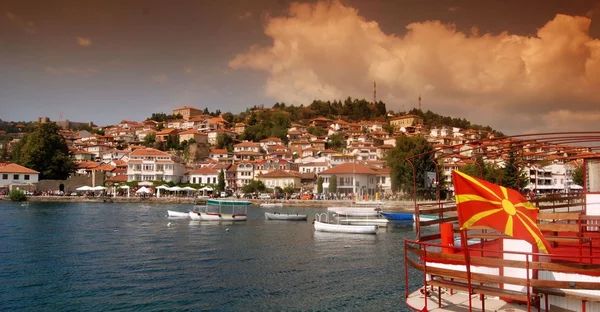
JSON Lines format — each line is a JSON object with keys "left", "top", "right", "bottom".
{"left": 24, "top": 175, "right": 30, "bottom": 180}
{"left": 2, "top": 174, "right": 7, "bottom": 180}
{"left": 13, "top": 174, "right": 19, "bottom": 180}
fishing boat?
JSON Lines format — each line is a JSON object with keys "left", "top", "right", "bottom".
{"left": 260, "top": 202, "right": 283, "bottom": 208}
{"left": 167, "top": 210, "right": 190, "bottom": 218}
{"left": 403, "top": 134, "right": 600, "bottom": 312}
{"left": 313, "top": 213, "right": 378, "bottom": 234}
{"left": 189, "top": 199, "right": 251, "bottom": 221}
{"left": 264, "top": 212, "right": 307, "bottom": 221}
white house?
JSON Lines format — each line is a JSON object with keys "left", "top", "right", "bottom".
{"left": 318, "top": 162, "right": 379, "bottom": 197}
{"left": 0, "top": 163, "right": 40, "bottom": 189}
{"left": 187, "top": 166, "right": 219, "bottom": 185}
{"left": 126, "top": 148, "right": 185, "bottom": 183}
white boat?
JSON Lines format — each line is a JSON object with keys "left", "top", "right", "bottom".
{"left": 189, "top": 199, "right": 251, "bottom": 221}
{"left": 338, "top": 217, "right": 389, "bottom": 227}
{"left": 313, "top": 213, "right": 378, "bottom": 234}
{"left": 265, "top": 212, "right": 307, "bottom": 221}
{"left": 167, "top": 210, "right": 190, "bottom": 218}
{"left": 260, "top": 203, "right": 283, "bottom": 208}
{"left": 313, "top": 220, "right": 378, "bottom": 234}
{"left": 328, "top": 201, "right": 384, "bottom": 217}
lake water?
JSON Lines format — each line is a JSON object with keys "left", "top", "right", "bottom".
{"left": 0, "top": 201, "right": 427, "bottom": 311}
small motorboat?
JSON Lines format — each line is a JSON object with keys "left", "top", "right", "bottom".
{"left": 265, "top": 212, "right": 307, "bottom": 221}
{"left": 167, "top": 210, "right": 190, "bottom": 218}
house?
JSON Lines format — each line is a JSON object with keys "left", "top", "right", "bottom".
{"left": 259, "top": 137, "right": 284, "bottom": 151}
{"left": 233, "top": 122, "right": 246, "bottom": 134}
{"left": 187, "top": 166, "right": 219, "bottom": 185}
{"left": 173, "top": 106, "right": 203, "bottom": 121}
{"left": 126, "top": 148, "right": 185, "bottom": 183}
{"left": 233, "top": 141, "right": 263, "bottom": 161}
{"left": 206, "top": 129, "right": 236, "bottom": 145}
{"left": 255, "top": 157, "right": 298, "bottom": 176}
{"left": 257, "top": 169, "right": 302, "bottom": 190}
{"left": 318, "top": 162, "right": 379, "bottom": 197}
{"left": 178, "top": 129, "right": 208, "bottom": 144}
{"left": 155, "top": 128, "right": 178, "bottom": 142}
{"left": 310, "top": 117, "right": 333, "bottom": 128}
{"left": 209, "top": 148, "right": 230, "bottom": 162}
{"left": 236, "top": 161, "right": 255, "bottom": 188}
{"left": 298, "top": 161, "right": 329, "bottom": 174}
{"left": 0, "top": 163, "right": 40, "bottom": 189}
{"left": 389, "top": 114, "right": 424, "bottom": 131}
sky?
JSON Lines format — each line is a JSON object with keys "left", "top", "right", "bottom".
{"left": 1, "top": 0, "right": 599, "bottom": 135}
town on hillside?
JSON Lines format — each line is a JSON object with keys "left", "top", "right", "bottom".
{"left": 0, "top": 105, "right": 588, "bottom": 199}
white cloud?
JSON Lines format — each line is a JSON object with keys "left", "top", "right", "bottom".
{"left": 229, "top": 1, "right": 600, "bottom": 134}
{"left": 76, "top": 37, "right": 92, "bottom": 47}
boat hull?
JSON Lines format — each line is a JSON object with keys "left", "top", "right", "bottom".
{"left": 380, "top": 211, "right": 413, "bottom": 221}
{"left": 260, "top": 203, "right": 283, "bottom": 208}
{"left": 265, "top": 212, "right": 307, "bottom": 221}
{"left": 313, "top": 221, "right": 377, "bottom": 234}
{"left": 189, "top": 211, "right": 246, "bottom": 221}
{"left": 167, "top": 210, "right": 190, "bottom": 218}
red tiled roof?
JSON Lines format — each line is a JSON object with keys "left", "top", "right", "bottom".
{"left": 0, "top": 163, "right": 39, "bottom": 174}
{"left": 106, "top": 175, "right": 128, "bottom": 182}
{"left": 320, "top": 162, "right": 377, "bottom": 175}
{"left": 129, "top": 148, "right": 170, "bottom": 156}
{"left": 189, "top": 167, "right": 218, "bottom": 175}
{"left": 259, "top": 169, "right": 302, "bottom": 178}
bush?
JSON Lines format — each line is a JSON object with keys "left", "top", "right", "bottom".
{"left": 9, "top": 189, "right": 26, "bottom": 202}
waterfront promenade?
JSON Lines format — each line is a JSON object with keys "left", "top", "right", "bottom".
{"left": 1, "top": 195, "right": 417, "bottom": 210}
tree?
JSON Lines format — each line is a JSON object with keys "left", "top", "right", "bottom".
{"left": 387, "top": 135, "right": 435, "bottom": 198}
{"left": 501, "top": 147, "right": 528, "bottom": 190}
{"left": 144, "top": 133, "right": 156, "bottom": 147}
{"left": 216, "top": 133, "right": 234, "bottom": 152}
{"left": 242, "top": 179, "right": 266, "bottom": 194}
{"left": 327, "top": 133, "right": 346, "bottom": 151}
{"left": 282, "top": 183, "right": 296, "bottom": 195}
{"left": 307, "top": 126, "right": 327, "bottom": 136}
{"left": 218, "top": 169, "right": 226, "bottom": 192}
{"left": 0, "top": 137, "right": 9, "bottom": 161}
{"left": 317, "top": 176, "right": 323, "bottom": 193}
{"left": 329, "top": 175, "right": 337, "bottom": 194}
{"left": 12, "top": 122, "right": 75, "bottom": 180}
{"left": 572, "top": 166, "right": 584, "bottom": 187}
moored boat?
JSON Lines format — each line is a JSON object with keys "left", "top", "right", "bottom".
{"left": 313, "top": 212, "right": 378, "bottom": 234}
{"left": 260, "top": 203, "right": 283, "bottom": 208}
{"left": 264, "top": 212, "right": 307, "bottom": 221}
{"left": 189, "top": 199, "right": 251, "bottom": 221}
{"left": 167, "top": 210, "right": 190, "bottom": 218}
{"left": 379, "top": 211, "right": 413, "bottom": 221}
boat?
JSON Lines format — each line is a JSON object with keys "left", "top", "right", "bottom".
{"left": 167, "top": 210, "right": 190, "bottom": 218}
{"left": 265, "top": 212, "right": 307, "bottom": 221}
{"left": 379, "top": 211, "right": 413, "bottom": 221}
{"left": 403, "top": 135, "right": 600, "bottom": 312}
{"left": 328, "top": 201, "right": 384, "bottom": 217}
{"left": 188, "top": 199, "right": 251, "bottom": 221}
{"left": 313, "top": 213, "right": 378, "bottom": 234}
{"left": 260, "top": 203, "right": 283, "bottom": 208}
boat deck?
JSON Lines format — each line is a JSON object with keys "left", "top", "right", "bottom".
{"left": 406, "top": 288, "right": 534, "bottom": 312}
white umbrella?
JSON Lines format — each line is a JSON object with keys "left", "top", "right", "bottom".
{"left": 169, "top": 186, "right": 183, "bottom": 191}
{"left": 76, "top": 186, "right": 92, "bottom": 191}
{"left": 156, "top": 185, "right": 170, "bottom": 190}
{"left": 182, "top": 186, "right": 196, "bottom": 191}
{"left": 91, "top": 186, "right": 107, "bottom": 191}
{"left": 136, "top": 186, "right": 151, "bottom": 194}
{"left": 199, "top": 186, "right": 213, "bottom": 191}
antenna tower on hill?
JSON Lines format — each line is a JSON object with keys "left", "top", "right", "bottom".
{"left": 418, "top": 94, "right": 422, "bottom": 111}
{"left": 373, "top": 81, "right": 377, "bottom": 105}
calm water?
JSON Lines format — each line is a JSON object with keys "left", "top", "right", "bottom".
{"left": 0, "top": 201, "right": 426, "bottom": 311}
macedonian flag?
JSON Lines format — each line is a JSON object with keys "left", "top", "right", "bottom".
{"left": 452, "top": 170, "right": 551, "bottom": 254}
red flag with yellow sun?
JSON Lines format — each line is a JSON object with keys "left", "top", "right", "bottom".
{"left": 452, "top": 170, "right": 551, "bottom": 254}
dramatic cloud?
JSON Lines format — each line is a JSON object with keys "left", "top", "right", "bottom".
{"left": 229, "top": 1, "right": 600, "bottom": 134}
{"left": 5, "top": 11, "right": 36, "bottom": 34}
{"left": 76, "top": 36, "right": 92, "bottom": 46}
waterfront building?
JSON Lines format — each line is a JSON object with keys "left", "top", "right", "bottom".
{"left": 126, "top": 148, "right": 185, "bottom": 183}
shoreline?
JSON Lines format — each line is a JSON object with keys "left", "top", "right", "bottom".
{"left": 2, "top": 195, "right": 417, "bottom": 211}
